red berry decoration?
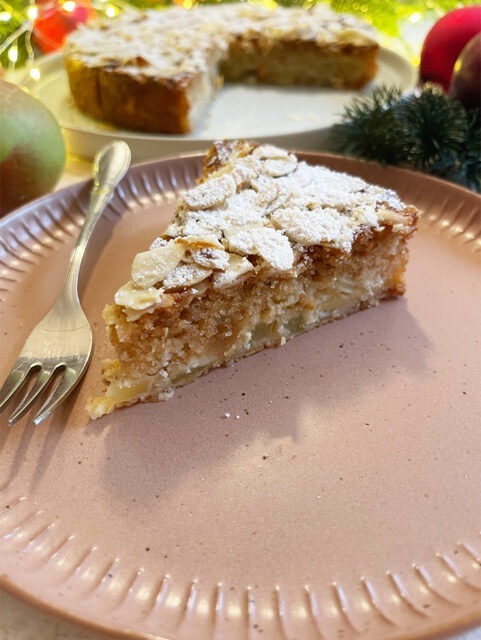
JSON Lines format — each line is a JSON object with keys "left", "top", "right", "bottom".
{"left": 450, "top": 33, "right": 481, "bottom": 110}
{"left": 420, "top": 5, "right": 481, "bottom": 92}
{"left": 33, "top": 0, "right": 96, "bottom": 54}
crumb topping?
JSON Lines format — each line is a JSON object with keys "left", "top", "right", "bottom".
{"left": 115, "top": 142, "right": 415, "bottom": 319}
{"left": 64, "top": 4, "right": 377, "bottom": 79}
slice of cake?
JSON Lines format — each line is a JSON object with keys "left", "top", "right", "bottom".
{"left": 63, "top": 4, "right": 379, "bottom": 134}
{"left": 86, "top": 141, "right": 418, "bottom": 419}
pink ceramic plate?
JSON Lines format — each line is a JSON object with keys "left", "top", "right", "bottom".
{"left": 0, "top": 153, "right": 480, "bottom": 640}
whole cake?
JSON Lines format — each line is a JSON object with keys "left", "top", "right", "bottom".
{"left": 63, "top": 3, "right": 379, "bottom": 134}
{"left": 86, "top": 141, "right": 418, "bottom": 419}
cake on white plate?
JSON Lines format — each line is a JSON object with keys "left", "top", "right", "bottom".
{"left": 86, "top": 141, "right": 419, "bottom": 419}
{"left": 63, "top": 3, "right": 380, "bottom": 134}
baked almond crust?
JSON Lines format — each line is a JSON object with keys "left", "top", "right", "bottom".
{"left": 64, "top": 4, "right": 380, "bottom": 134}
{"left": 86, "top": 141, "right": 418, "bottom": 419}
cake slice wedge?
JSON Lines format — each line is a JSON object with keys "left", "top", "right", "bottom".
{"left": 86, "top": 141, "right": 418, "bottom": 419}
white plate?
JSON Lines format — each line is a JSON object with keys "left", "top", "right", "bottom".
{"left": 21, "top": 49, "right": 416, "bottom": 161}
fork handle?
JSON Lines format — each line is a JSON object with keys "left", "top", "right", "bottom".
{"left": 56, "top": 141, "right": 131, "bottom": 308}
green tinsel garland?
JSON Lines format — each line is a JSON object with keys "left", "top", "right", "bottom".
{"left": 329, "top": 85, "right": 481, "bottom": 192}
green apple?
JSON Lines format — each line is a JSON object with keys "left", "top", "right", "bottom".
{"left": 0, "top": 79, "right": 66, "bottom": 215}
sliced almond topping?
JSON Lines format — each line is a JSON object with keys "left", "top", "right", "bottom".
{"left": 252, "top": 144, "right": 290, "bottom": 160}
{"left": 163, "top": 263, "right": 213, "bottom": 291}
{"left": 336, "top": 27, "right": 375, "bottom": 46}
{"left": 377, "top": 208, "right": 407, "bottom": 226}
{"left": 225, "top": 224, "right": 294, "bottom": 271}
{"left": 272, "top": 206, "right": 352, "bottom": 248}
{"left": 213, "top": 254, "right": 254, "bottom": 288}
{"left": 149, "top": 237, "right": 168, "bottom": 250}
{"left": 262, "top": 156, "right": 298, "bottom": 178}
{"left": 114, "top": 281, "right": 164, "bottom": 311}
{"left": 231, "top": 161, "right": 260, "bottom": 188}
{"left": 255, "top": 182, "right": 279, "bottom": 208}
{"left": 131, "top": 242, "right": 186, "bottom": 288}
{"left": 183, "top": 174, "right": 236, "bottom": 210}
{"left": 255, "top": 182, "right": 292, "bottom": 214}
{"left": 191, "top": 247, "right": 230, "bottom": 270}
{"left": 175, "top": 234, "right": 224, "bottom": 251}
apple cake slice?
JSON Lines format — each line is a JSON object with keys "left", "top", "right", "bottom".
{"left": 86, "top": 141, "right": 418, "bottom": 419}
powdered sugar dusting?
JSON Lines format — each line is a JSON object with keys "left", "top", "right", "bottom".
{"left": 225, "top": 225, "right": 294, "bottom": 271}
{"left": 64, "top": 4, "right": 377, "bottom": 79}
{"left": 272, "top": 206, "right": 354, "bottom": 250}
{"left": 115, "top": 142, "right": 415, "bottom": 313}
{"left": 184, "top": 175, "right": 236, "bottom": 210}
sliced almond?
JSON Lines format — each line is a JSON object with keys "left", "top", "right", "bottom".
{"left": 163, "top": 263, "right": 212, "bottom": 291}
{"left": 262, "top": 156, "right": 298, "bottom": 178}
{"left": 272, "top": 206, "right": 353, "bottom": 249}
{"left": 183, "top": 174, "right": 236, "bottom": 210}
{"left": 377, "top": 208, "right": 407, "bottom": 226}
{"left": 213, "top": 254, "right": 254, "bottom": 288}
{"left": 225, "top": 224, "right": 294, "bottom": 271}
{"left": 255, "top": 182, "right": 279, "bottom": 208}
{"left": 252, "top": 144, "right": 290, "bottom": 160}
{"left": 149, "top": 236, "right": 168, "bottom": 250}
{"left": 191, "top": 247, "right": 230, "bottom": 270}
{"left": 131, "top": 241, "right": 186, "bottom": 288}
{"left": 175, "top": 234, "right": 224, "bottom": 251}
{"left": 114, "top": 281, "right": 164, "bottom": 311}
{"left": 251, "top": 177, "right": 291, "bottom": 211}
{"left": 231, "top": 161, "right": 260, "bottom": 188}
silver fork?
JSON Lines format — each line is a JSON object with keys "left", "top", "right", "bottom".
{"left": 0, "top": 140, "right": 131, "bottom": 426}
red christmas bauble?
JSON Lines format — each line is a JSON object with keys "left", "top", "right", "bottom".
{"left": 33, "top": 0, "right": 96, "bottom": 53}
{"left": 420, "top": 5, "right": 481, "bottom": 92}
